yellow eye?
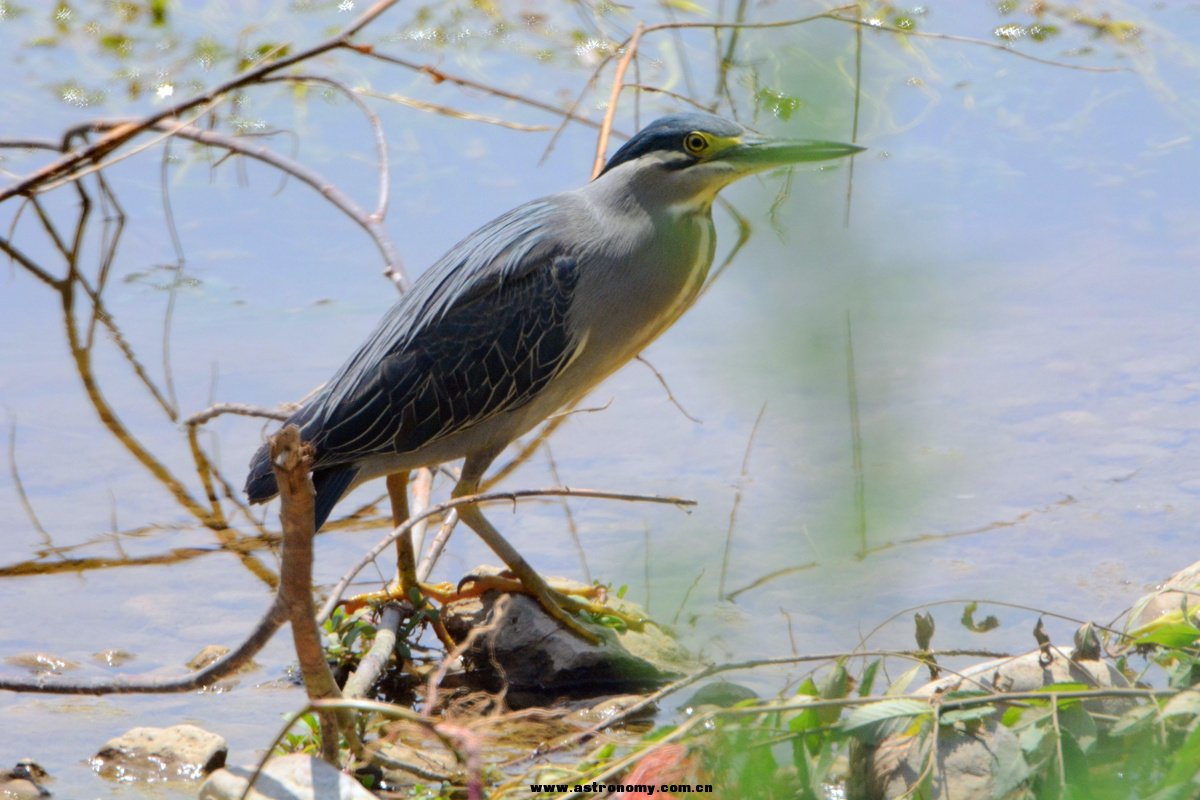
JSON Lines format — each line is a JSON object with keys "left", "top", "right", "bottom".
{"left": 683, "top": 132, "right": 709, "bottom": 156}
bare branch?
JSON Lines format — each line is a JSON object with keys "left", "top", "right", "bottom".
{"left": 0, "top": 0, "right": 405, "bottom": 202}
{"left": 84, "top": 118, "right": 409, "bottom": 288}
{"left": 828, "top": 12, "right": 1130, "bottom": 74}
{"left": 355, "top": 48, "right": 615, "bottom": 134}
{"left": 184, "top": 402, "right": 293, "bottom": 427}
{"left": 592, "top": 23, "right": 645, "bottom": 179}
{"left": 635, "top": 355, "right": 701, "bottom": 424}
{"left": 718, "top": 402, "right": 766, "bottom": 599}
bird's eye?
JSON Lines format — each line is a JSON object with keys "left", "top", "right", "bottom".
{"left": 683, "top": 132, "right": 709, "bottom": 156}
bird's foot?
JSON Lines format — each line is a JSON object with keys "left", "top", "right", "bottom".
{"left": 340, "top": 579, "right": 460, "bottom": 614}
{"left": 456, "top": 570, "right": 648, "bottom": 638}
{"left": 340, "top": 581, "right": 459, "bottom": 650}
{"left": 340, "top": 573, "right": 645, "bottom": 647}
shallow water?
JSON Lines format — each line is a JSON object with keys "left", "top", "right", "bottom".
{"left": 1, "top": 1, "right": 1198, "bottom": 796}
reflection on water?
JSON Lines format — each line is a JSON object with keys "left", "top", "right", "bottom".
{"left": 2, "top": 1, "right": 1199, "bottom": 796}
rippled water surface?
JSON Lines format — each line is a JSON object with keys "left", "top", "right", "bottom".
{"left": 1, "top": 1, "right": 1198, "bottom": 796}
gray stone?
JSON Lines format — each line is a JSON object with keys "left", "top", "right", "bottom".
{"left": 0, "top": 760, "right": 50, "bottom": 799}
{"left": 852, "top": 646, "right": 1129, "bottom": 799}
{"left": 1123, "top": 560, "right": 1200, "bottom": 648}
{"left": 442, "top": 583, "right": 695, "bottom": 706}
{"left": 915, "top": 646, "right": 1131, "bottom": 715}
{"left": 91, "top": 724, "right": 226, "bottom": 782}
{"left": 200, "top": 754, "right": 378, "bottom": 800}
{"left": 853, "top": 724, "right": 1026, "bottom": 800}
{"left": 3, "top": 653, "right": 79, "bottom": 675}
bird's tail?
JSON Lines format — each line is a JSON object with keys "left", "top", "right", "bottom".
{"left": 312, "top": 467, "right": 358, "bottom": 531}
{"left": 245, "top": 449, "right": 358, "bottom": 533}
{"left": 244, "top": 399, "right": 359, "bottom": 531}
{"left": 244, "top": 441, "right": 278, "bottom": 504}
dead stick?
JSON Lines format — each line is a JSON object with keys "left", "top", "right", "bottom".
{"left": 592, "top": 23, "right": 644, "bottom": 180}
{"left": 269, "top": 425, "right": 361, "bottom": 761}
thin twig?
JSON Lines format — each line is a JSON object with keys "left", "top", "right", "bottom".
{"left": 846, "top": 313, "right": 867, "bottom": 557}
{"left": 0, "top": 0, "right": 405, "bottom": 201}
{"left": 635, "top": 354, "right": 701, "bottom": 424}
{"left": 353, "top": 48, "right": 616, "bottom": 134}
{"left": 844, "top": 17, "right": 864, "bottom": 227}
{"left": 159, "top": 136, "right": 184, "bottom": 416}
{"left": 84, "top": 118, "right": 409, "bottom": 288}
{"left": 184, "top": 401, "right": 294, "bottom": 427}
{"left": 7, "top": 420, "right": 56, "bottom": 552}
{"left": 543, "top": 442, "right": 591, "bottom": 584}
{"left": 260, "top": 74, "right": 391, "bottom": 221}
{"left": 718, "top": 402, "right": 766, "bottom": 599}
{"left": 356, "top": 89, "right": 552, "bottom": 131}
{"left": 829, "top": 12, "right": 1130, "bottom": 74}
{"left": 592, "top": 23, "right": 645, "bottom": 179}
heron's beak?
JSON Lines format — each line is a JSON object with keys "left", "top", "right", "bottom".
{"left": 719, "top": 136, "right": 864, "bottom": 171}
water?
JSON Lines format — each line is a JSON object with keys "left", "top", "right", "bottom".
{"left": 1, "top": 1, "right": 1198, "bottom": 796}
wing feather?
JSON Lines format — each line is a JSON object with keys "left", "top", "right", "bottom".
{"left": 292, "top": 200, "right": 582, "bottom": 468}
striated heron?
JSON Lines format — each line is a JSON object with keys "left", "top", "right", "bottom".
{"left": 245, "top": 113, "right": 862, "bottom": 641}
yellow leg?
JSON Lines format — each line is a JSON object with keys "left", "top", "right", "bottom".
{"left": 386, "top": 471, "right": 418, "bottom": 599}
{"left": 379, "top": 471, "right": 456, "bottom": 649}
{"left": 452, "top": 457, "right": 602, "bottom": 645}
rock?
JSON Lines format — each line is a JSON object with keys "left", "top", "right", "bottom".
{"left": 187, "top": 644, "right": 259, "bottom": 674}
{"left": 91, "top": 649, "right": 136, "bottom": 667}
{"left": 852, "top": 723, "right": 1026, "bottom": 800}
{"left": 3, "top": 653, "right": 79, "bottom": 675}
{"left": 442, "top": 583, "right": 695, "bottom": 706}
{"left": 565, "top": 694, "right": 656, "bottom": 727}
{"left": 200, "top": 754, "right": 379, "bottom": 800}
{"left": 1122, "top": 560, "right": 1200, "bottom": 649}
{"left": 680, "top": 681, "right": 758, "bottom": 711}
{"left": 375, "top": 722, "right": 462, "bottom": 787}
{"left": 91, "top": 724, "right": 226, "bottom": 782}
{"left": 914, "top": 645, "right": 1131, "bottom": 715}
{"left": 852, "top": 646, "right": 1130, "bottom": 799}
{"left": 187, "top": 645, "right": 231, "bottom": 671}
{"left": 0, "top": 760, "right": 50, "bottom": 799}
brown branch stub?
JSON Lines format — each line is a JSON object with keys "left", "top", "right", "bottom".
{"left": 269, "top": 424, "right": 316, "bottom": 519}
{"left": 592, "top": 23, "right": 645, "bottom": 180}
{"left": 268, "top": 423, "right": 358, "bottom": 762}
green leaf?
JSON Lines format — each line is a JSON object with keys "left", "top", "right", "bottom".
{"left": 660, "top": 0, "right": 708, "bottom": 14}
{"left": 1110, "top": 702, "right": 1156, "bottom": 737}
{"left": 962, "top": 601, "right": 1000, "bottom": 633}
{"left": 1001, "top": 705, "right": 1025, "bottom": 728}
{"left": 914, "top": 611, "right": 936, "bottom": 649}
{"left": 859, "top": 659, "right": 881, "bottom": 697}
{"left": 1058, "top": 703, "right": 1097, "bottom": 753}
{"left": 755, "top": 87, "right": 804, "bottom": 122}
{"left": 940, "top": 705, "right": 997, "bottom": 726}
{"left": 1160, "top": 689, "right": 1200, "bottom": 719}
{"left": 1156, "top": 721, "right": 1200, "bottom": 789}
{"left": 1135, "top": 621, "right": 1200, "bottom": 649}
{"left": 1028, "top": 23, "right": 1060, "bottom": 41}
{"left": 1058, "top": 729, "right": 1091, "bottom": 793}
{"left": 99, "top": 32, "right": 132, "bottom": 57}
{"left": 885, "top": 664, "right": 924, "bottom": 697}
{"left": 842, "top": 699, "right": 931, "bottom": 744}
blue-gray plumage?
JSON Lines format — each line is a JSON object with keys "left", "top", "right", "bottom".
{"left": 245, "top": 112, "right": 861, "bottom": 639}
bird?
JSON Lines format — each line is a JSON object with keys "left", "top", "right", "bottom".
{"left": 245, "top": 112, "right": 862, "bottom": 641}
